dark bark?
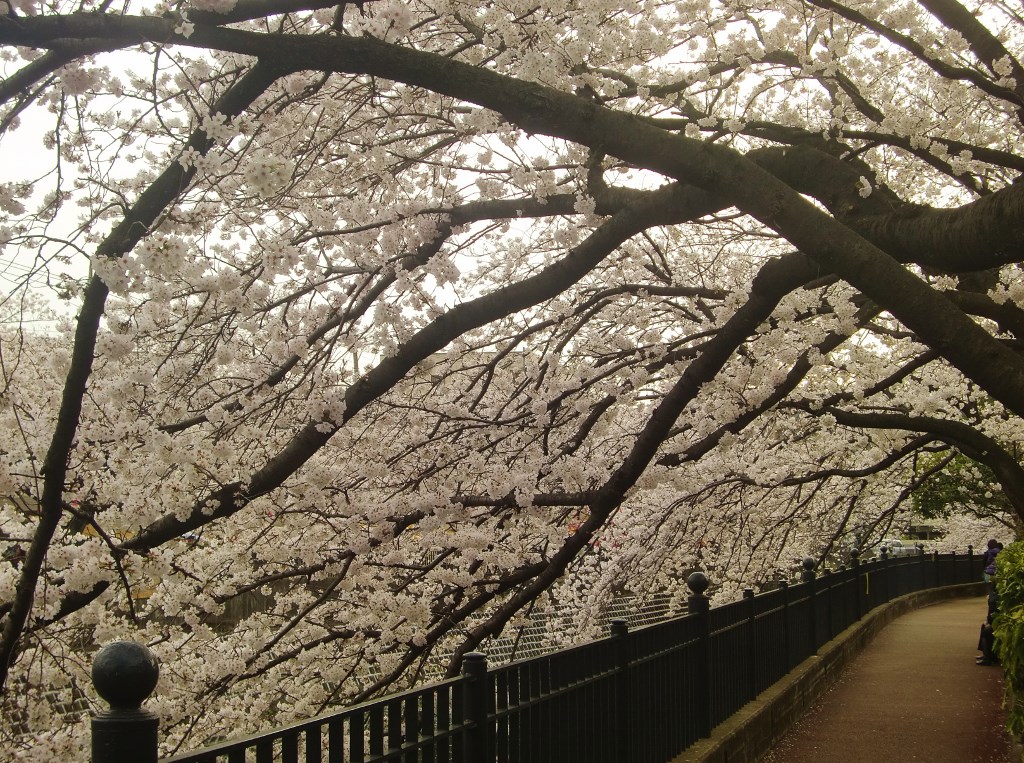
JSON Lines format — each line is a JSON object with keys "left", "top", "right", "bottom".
{"left": 658, "top": 300, "right": 882, "bottom": 468}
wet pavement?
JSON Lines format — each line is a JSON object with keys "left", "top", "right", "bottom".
{"left": 761, "top": 596, "right": 1015, "bottom": 762}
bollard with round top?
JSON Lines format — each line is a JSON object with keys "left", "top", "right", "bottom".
{"left": 91, "top": 641, "right": 159, "bottom": 763}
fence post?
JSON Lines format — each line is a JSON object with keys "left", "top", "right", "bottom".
{"left": 968, "top": 544, "right": 975, "bottom": 582}
{"left": 823, "top": 566, "right": 837, "bottom": 639}
{"left": 91, "top": 641, "right": 159, "bottom": 763}
{"left": 851, "top": 549, "right": 863, "bottom": 620}
{"left": 687, "top": 571, "right": 712, "bottom": 739}
{"left": 461, "top": 652, "right": 493, "bottom": 763}
{"left": 921, "top": 540, "right": 929, "bottom": 589}
{"left": 779, "top": 579, "right": 792, "bottom": 670}
{"left": 743, "top": 587, "right": 756, "bottom": 703}
{"left": 610, "top": 619, "right": 632, "bottom": 763}
{"left": 879, "top": 546, "right": 890, "bottom": 603}
{"left": 802, "top": 557, "right": 817, "bottom": 653}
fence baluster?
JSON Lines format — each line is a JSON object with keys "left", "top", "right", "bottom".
{"left": 328, "top": 717, "right": 343, "bottom": 763}
{"left": 280, "top": 730, "right": 298, "bottom": 763}
{"left": 305, "top": 722, "right": 322, "bottom": 761}
{"left": 778, "top": 580, "right": 794, "bottom": 671}
{"left": 881, "top": 547, "right": 891, "bottom": 603}
{"left": 350, "top": 707, "right": 366, "bottom": 763}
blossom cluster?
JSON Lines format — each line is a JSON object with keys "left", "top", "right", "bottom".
{"left": 241, "top": 153, "right": 294, "bottom": 198}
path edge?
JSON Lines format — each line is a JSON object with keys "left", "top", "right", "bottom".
{"left": 670, "top": 582, "right": 990, "bottom": 763}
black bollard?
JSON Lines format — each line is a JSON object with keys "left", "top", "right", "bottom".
{"left": 91, "top": 641, "right": 159, "bottom": 763}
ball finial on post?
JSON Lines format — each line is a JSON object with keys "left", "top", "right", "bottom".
{"left": 91, "top": 641, "right": 159, "bottom": 763}
{"left": 92, "top": 641, "right": 159, "bottom": 709}
{"left": 687, "top": 571, "right": 710, "bottom": 615}
{"left": 686, "top": 570, "right": 710, "bottom": 597}
{"left": 802, "top": 556, "right": 817, "bottom": 583}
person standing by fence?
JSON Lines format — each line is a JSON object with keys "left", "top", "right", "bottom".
{"left": 982, "top": 539, "right": 1002, "bottom": 582}
{"left": 977, "top": 580, "right": 1000, "bottom": 666}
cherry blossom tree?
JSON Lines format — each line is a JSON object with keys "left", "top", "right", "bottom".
{"left": 3, "top": 0, "right": 1024, "bottom": 757}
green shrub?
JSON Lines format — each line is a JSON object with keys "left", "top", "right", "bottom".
{"left": 995, "top": 541, "right": 1024, "bottom": 739}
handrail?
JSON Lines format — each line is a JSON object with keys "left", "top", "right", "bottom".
{"left": 87, "top": 548, "right": 981, "bottom": 763}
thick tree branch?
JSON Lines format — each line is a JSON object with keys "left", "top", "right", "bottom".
{"left": 816, "top": 407, "right": 1024, "bottom": 520}
{"left": 123, "top": 182, "right": 722, "bottom": 551}
{"left": 803, "top": 0, "right": 1024, "bottom": 109}
{"left": 658, "top": 300, "right": 882, "bottom": 468}
{"left": 917, "top": 0, "right": 1024, "bottom": 108}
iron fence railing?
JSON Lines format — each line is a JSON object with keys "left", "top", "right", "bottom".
{"left": 87, "top": 549, "right": 982, "bottom": 763}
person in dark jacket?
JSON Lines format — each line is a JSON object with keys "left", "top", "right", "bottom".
{"left": 982, "top": 539, "right": 1002, "bottom": 582}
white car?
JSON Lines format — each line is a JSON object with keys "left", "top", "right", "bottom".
{"left": 875, "top": 539, "right": 919, "bottom": 557}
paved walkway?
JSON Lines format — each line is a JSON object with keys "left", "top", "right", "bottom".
{"left": 762, "top": 596, "right": 1015, "bottom": 763}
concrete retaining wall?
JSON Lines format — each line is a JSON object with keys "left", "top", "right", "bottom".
{"left": 670, "top": 582, "right": 988, "bottom": 763}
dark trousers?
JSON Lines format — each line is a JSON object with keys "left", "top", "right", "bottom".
{"left": 979, "top": 623, "right": 999, "bottom": 661}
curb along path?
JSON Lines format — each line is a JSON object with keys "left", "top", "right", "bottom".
{"left": 762, "top": 596, "right": 1013, "bottom": 763}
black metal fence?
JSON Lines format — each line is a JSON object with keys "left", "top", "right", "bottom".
{"left": 89, "top": 549, "right": 981, "bottom": 763}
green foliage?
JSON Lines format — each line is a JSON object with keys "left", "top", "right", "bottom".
{"left": 994, "top": 542, "right": 1024, "bottom": 740}
{"left": 912, "top": 451, "right": 1010, "bottom": 520}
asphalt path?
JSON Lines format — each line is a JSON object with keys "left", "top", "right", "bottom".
{"left": 761, "top": 596, "right": 1015, "bottom": 762}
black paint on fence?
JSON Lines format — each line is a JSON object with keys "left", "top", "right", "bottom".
{"left": 91, "top": 549, "right": 980, "bottom": 763}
